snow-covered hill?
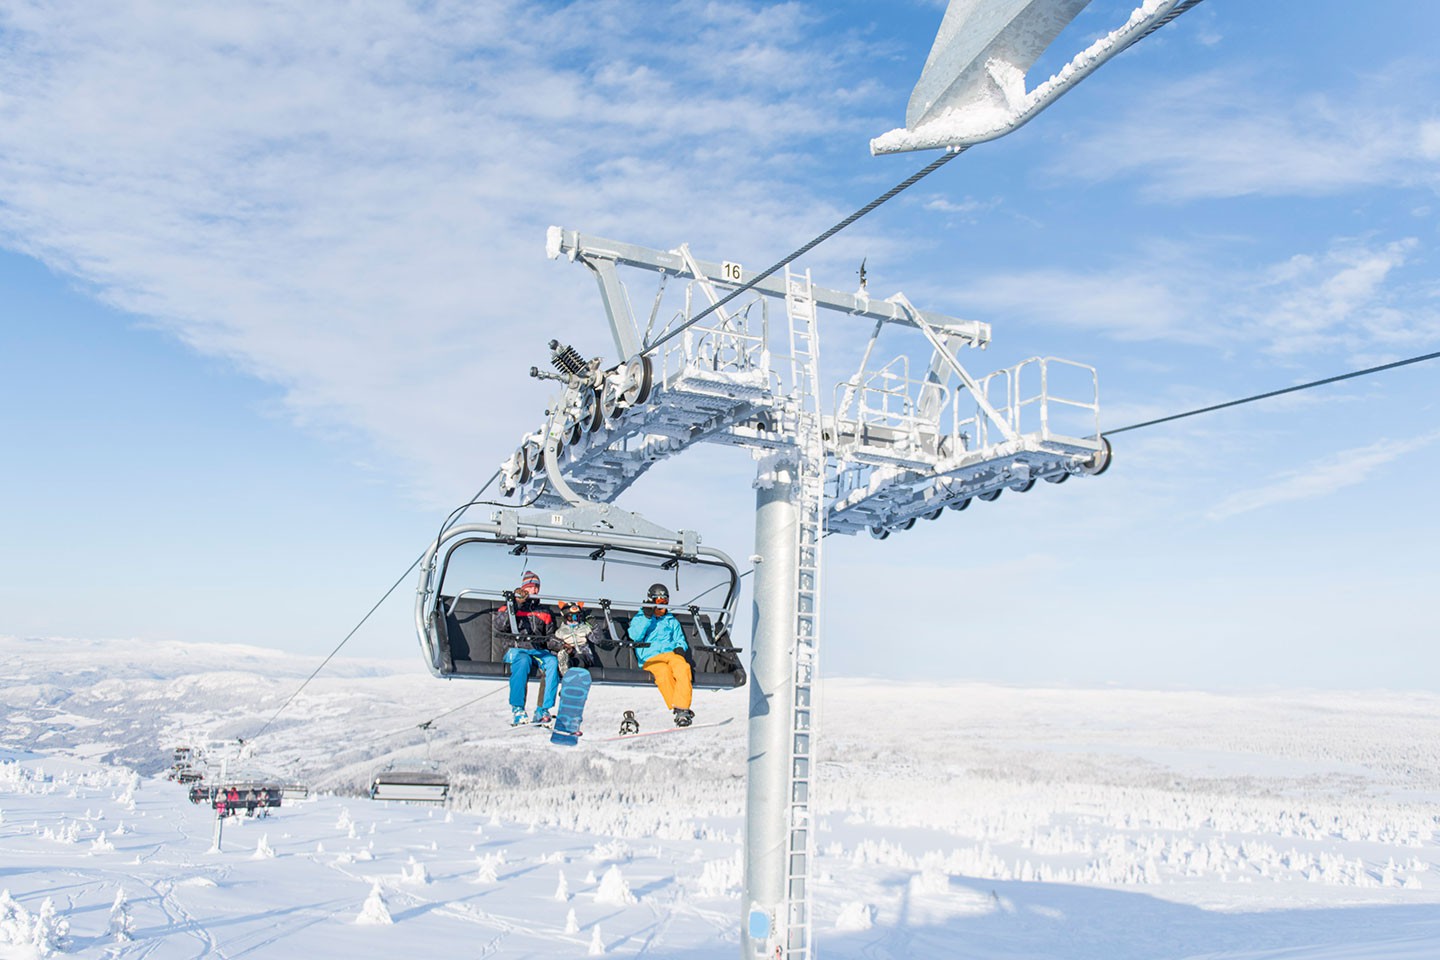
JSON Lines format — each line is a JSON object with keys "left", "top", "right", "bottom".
{"left": 3, "top": 636, "right": 1439, "bottom": 958}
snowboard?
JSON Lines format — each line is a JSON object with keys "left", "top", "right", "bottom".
{"left": 549, "top": 668, "right": 593, "bottom": 746}
{"left": 598, "top": 716, "right": 733, "bottom": 743}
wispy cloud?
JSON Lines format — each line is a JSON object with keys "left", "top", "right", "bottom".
{"left": 1052, "top": 66, "right": 1440, "bottom": 201}
{"left": 920, "top": 194, "right": 1000, "bottom": 220}
{"left": 947, "top": 235, "right": 1440, "bottom": 356}
{"left": 1208, "top": 431, "right": 1440, "bottom": 520}
{"left": 0, "top": 1, "right": 891, "bottom": 503}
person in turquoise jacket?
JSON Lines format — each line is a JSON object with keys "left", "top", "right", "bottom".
{"left": 628, "top": 583, "right": 694, "bottom": 726}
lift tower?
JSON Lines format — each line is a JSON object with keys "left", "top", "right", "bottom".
{"left": 500, "top": 227, "right": 1107, "bottom": 958}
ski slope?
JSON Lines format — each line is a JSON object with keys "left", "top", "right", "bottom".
{"left": 2, "top": 637, "right": 1439, "bottom": 958}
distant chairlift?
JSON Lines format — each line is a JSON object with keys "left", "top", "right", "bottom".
{"left": 415, "top": 503, "right": 746, "bottom": 690}
{"left": 370, "top": 767, "right": 450, "bottom": 805}
{"left": 192, "top": 780, "right": 285, "bottom": 816}
{"left": 168, "top": 746, "right": 205, "bottom": 784}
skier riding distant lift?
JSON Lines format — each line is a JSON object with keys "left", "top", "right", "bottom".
{"left": 628, "top": 583, "right": 695, "bottom": 726}
{"left": 493, "top": 570, "right": 557, "bottom": 725}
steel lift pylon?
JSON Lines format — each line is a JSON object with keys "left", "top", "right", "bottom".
{"left": 492, "top": 226, "right": 1107, "bottom": 959}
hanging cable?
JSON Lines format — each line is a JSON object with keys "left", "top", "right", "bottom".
{"left": 643, "top": 149, "right": 966, "bottom": 357}
{"left": 249, "top": 468, "right": 503, "bottom": 742}
{"left": 346, "top": 685, "right": 509, "bottom": 755}
{"left": 1103, "top": 349, "right": 1440, "bottom": 437}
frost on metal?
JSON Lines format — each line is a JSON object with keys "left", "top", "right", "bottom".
{"left": 872, "top": 0, "right": 1189, "bottom": 154}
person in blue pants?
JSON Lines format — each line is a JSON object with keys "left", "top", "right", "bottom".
{"left": 492, "top": 570, "right": 557, "bottom": 725}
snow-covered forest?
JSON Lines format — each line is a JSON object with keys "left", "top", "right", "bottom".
{"left": 3, "top": 636, "right": 1438, "bottom": 958}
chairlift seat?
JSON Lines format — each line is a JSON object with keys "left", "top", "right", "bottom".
{"left": 198, "top": 781, "right": 285, "bottom": 815}
{"left": 438, "top": 596, "right": 745, "bottom": 688}
{"left": 370, "top": 769, "right": 450, "bottom": 804}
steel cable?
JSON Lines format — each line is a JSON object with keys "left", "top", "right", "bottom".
{"left": 1103, "top": 350, "right": 1440, "bottom": 437}
{"left": 249, "top": 469, "right": 502, "bottom": 742}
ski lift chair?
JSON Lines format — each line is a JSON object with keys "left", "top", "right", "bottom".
{"left": 416, "top": 505, "right": 746, "bottom": 689}
{"left": 369, "top": 768, "right": 450, "bottom": 804}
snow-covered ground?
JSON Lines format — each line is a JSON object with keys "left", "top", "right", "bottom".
{"left": 3, "top": 636, "right": 1439, "bottom": 958}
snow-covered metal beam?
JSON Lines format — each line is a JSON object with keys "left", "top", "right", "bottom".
{"left": 872, "top": 0, "right": 1201, "bottom": 154}
{"left": 546, "top": 226, "right": 991, "bottom": 350}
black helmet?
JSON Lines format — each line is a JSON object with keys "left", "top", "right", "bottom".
{"left": 647, "top": 583, "right": 669, "bottom": 604}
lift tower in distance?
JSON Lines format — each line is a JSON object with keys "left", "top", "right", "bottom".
{"left": 459, "top": 1, "right": 1210, "bottom": 955}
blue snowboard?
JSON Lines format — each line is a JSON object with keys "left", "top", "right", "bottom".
{"left": 550, "top": 668, "right": 592, "bottom": 746}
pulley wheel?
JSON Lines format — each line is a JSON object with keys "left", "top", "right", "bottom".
{"left": 1044, "top": 471, "right": 1069, "bottom": 484}
{"left": 620, "top": 356, "right": 653, "bottom": 406}
{"left": 514, "top": 447, "right": 532, "bottom": 485}
{"left": 577, "top": 385, "right": 601, "bottom": 434}
{"left": 978, "top": 489, "right": 1002, "bottom": 502}
{"left": 561, "top": 413, "right": 582, "bottom": 447}
{"left": 1012, "top": 477, "right": 1036, "bottom": 493}
{"left": 1080, "top": 437, "right": 1113, "bottom": 476}
{"left": 924, "top": 508, "right": 943, "bottom": 521}
{"left": 948, "top": 497, "right": 971, "bottom": 512}
{"left": 522, "top": 440, "right": 543, "bottom": 477}
{"left": 600, "top": 373, "right": 624, "bottom": 423}
{"left": 868, "top": 525, "right": 890, "bottom": 540}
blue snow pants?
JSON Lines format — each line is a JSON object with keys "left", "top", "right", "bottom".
{"left": 504, "top": 647, "right": 559, "bottom": 713}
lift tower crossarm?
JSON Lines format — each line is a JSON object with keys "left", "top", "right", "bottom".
{"left": 547, "top": 226, "right": 992, "bottom": 353}
{"left": 898, "top": 294, "right": 1018, "bottom": 443}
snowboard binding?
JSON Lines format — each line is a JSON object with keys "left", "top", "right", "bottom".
{"left": 618, "top": 710, "right": 640, "bottom": 736}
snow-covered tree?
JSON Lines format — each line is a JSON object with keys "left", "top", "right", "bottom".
{"left": 355, "top": 883, "right": 393, "bottom": 926}
{"left": 402, "top": 856, "right": 429, "bottom": 885}
{"left": 588, "top": 923, "right": 604, "bottom": 956}
{"left": 108, "top": 889, "right": 134, "bottom": 942}
{"left": 594, "top": 865, "right": 635, "bottom": 905}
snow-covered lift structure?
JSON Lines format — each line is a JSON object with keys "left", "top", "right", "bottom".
{"left": 488, "top": 228, "right": 1107, "bottom": 958}
{"left": 414, "top": 1, "right": 1209, "bottom": 955}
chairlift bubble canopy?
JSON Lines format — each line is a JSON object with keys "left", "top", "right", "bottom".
{"left": 415, "top": 504, "right": 746, "bottom": 689}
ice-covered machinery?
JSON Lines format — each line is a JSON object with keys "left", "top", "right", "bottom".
{"left": 499, "top": 227, "right": 1109, "bottom": 536}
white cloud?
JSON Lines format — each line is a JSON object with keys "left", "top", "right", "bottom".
{"left": 1051, "top": 67, "right": 1440, "bottom": 201}
{"left": 939, "top": 235, "right": 1439, "bottom": 356}
{"left": 0, "top": 0, "right": 893, "bottom": 504}
{"left": 921, "top": 194, "right": 999, "bottom": 218}
{"left": 1207, "top": 431, "right": 1440, "bottom": 520}
{"left": 1251, "top": 239, "right": 1421, "bottom": 355}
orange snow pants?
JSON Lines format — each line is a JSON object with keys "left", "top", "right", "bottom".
{"left": 642, "top": 652, "right": 693, "bottom": 710}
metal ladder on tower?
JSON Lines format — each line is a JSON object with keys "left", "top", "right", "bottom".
{"left": 783, "top": 267, "right": 824, "bottom": 959}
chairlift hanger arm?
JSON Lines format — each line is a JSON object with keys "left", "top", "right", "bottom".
{"left": 548, "top": 227, "right": 991, "bottom": 349}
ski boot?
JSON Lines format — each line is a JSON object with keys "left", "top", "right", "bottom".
{"left": 532, "top": 711, "right": 554, "bottom": 726}
{"left": 510, "top": 707, "right": 529, "bottom": 726}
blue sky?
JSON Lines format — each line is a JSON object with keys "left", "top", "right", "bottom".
{"left": 2, "top": 0, "right": 1438, "bottom": 690}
